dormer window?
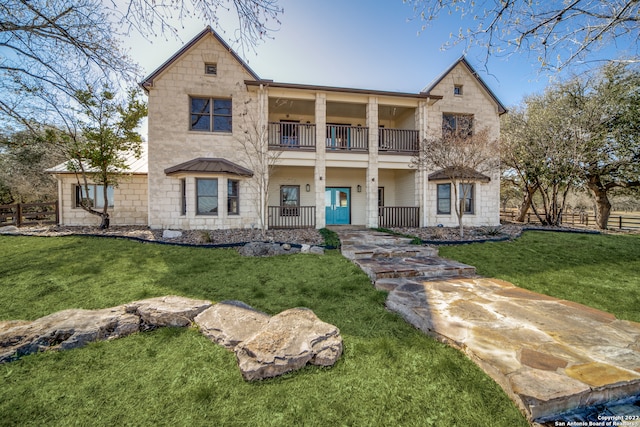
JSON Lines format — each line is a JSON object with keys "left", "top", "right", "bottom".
{"left": 454, "top": 85, "right": 463, "bottom": 96}
{"left": 205, "top": 63, "right": 217, "bottom": 75}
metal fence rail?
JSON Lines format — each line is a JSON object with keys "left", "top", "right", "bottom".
{"left": 0, "top": 202, "right": 59, "bottom": 227}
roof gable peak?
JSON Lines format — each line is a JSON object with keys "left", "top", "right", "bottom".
{"left": 140, "top": 26, "right": 260, "bottom": 90}
{"left": 421, "top": 56, "right": 507, "bottom": 115}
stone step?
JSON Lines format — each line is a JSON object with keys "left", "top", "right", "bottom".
{"left": 338, "top": 231, "right": 414, "bottom": 247}
{"left": 353, "top": 256, "right": 476, "bottom": 282}
{"left": 342, "top": 244, "right": 438, "bottom": 260}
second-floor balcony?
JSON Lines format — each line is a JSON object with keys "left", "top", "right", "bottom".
{"left": 378, "top": 128, "right": 419, "bottom": 154}
{"left": 267, "top": 122, "right": 419, "bottom": 154}
{"left": 268, "top": 122, "right": 316, "bottom": 150}
{"left": 326, "top": 125, "right": 368, "bottom": 152}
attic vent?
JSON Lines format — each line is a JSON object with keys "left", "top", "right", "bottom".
{"left": 205, "top": 63, "right": 217, "bottom": 75}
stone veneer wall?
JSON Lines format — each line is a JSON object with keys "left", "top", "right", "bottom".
{"left": 146, "top": 34, "right": 262, "bottom": 230}
{"left": 424, "top": 62, "right": 501, "bottom": 227}
{"left": 144, "top": 31, "right": 502, "bottom": 230}
{"left": 56, "top": 174, "right": 148, "bottom": 226}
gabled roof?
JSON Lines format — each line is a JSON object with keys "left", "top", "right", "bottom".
{"left": 164, "top": 158, "right": 253, "bottom": 177}
{"left": 140, "top": 26, "right": 260, "bottom": 90}
{"left": 46, "top": 145, "right": 148, "bottom": 174}
{"left": 421, "top": 57, "right": 507, "bottom": 115}
{"left": 428, "top": 167, "right": 491, "bottom": 182}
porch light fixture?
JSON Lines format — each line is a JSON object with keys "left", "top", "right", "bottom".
{"left": 306, "top": 184, "right": 310, "bottom": 192}
{"left": 357, "top": 185, "right": 362, "bottom": 193}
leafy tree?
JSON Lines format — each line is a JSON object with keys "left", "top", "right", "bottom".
{"left": 501, "top": 63, "right": 640, "bottom": 229}
{"left": 0, "top": 131, "right": 65, "bottom": 204}
{"left": 408, "top": 0, "right": 639, "bottom": 71}
{"left": 501, "top": 93, "right": 583, "bottom": 226}
{"left": 48, "top": 86, "right": 147, "bottom": 229}
{"left": 562, "top": 63, "right": 640, "bottom": 228}
{"left": 413, "top": 117, "right": 499, "bottom": 237}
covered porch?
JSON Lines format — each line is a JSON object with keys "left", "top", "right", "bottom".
{"left": 267, "top": 166, "right": 420, "bottom": 229}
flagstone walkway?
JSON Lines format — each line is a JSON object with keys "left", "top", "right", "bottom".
{"left": 336, "top": 229, "right": 640, "bottom": 425}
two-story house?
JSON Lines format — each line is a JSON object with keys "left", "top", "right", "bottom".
{"left": 50, "top": 26, "right": 506, "bottom": 230}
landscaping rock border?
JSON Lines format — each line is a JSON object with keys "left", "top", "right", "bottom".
{"left": 0, "top": 296, "right": 343, "bottom": 381}
{"left": 391, "top": 224, "right": 602, "bottom": 246}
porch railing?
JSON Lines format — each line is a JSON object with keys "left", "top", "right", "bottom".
{"left": 378, "top": 206, "right": 420, "bottom": 228}
{"left": 326, "top": 125, "right": 368, "bottom": 152}
{"left": 268, "top": 123, "right": 419, "bottom": 154}
{"left": 378, "top": 128, "right": 419, "bottom": 153}
{"left": 268, "top": 206, "right": 316, "bottom": 229}
{"left": 0, "top": 202, "right": 59, "bottom": 227}
{"left": 268, "top": 122, "right": 316, "bottom": 150}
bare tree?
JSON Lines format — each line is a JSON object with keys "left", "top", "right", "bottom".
{"left": 236, "top": 96, "right": 281, "bottom": 237}
{"left": 1, "top": 0, "right": 137, "bottom": 132}
{"left": 413, "top": 116, "right": 499, "bottom": 237}
{"left": 407, "top": 0, "right": 639, "bottom": 71}
{"left": 1, "top": 0, "right": 282, "bottom": 132}
{"left": 116, "top": 0, "right": 282, "bottom": 54}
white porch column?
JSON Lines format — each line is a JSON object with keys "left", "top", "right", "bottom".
{"left": 315, "top": 92, "right": 326, "bottom": 229}
{"left": 258, "top": 84, "right": 270, "bottom": 230}
{"left": 417, "top": 99, "right": 429, "bottom": 227}
{"left": 366, "top": 96, "right": 379, "bottom": 228}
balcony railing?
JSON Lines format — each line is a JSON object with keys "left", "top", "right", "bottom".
{"left": 378, "top": 128, "right": 419, "bottom": 153}
{"left": 267, "top": 123, "right": 418, "bottom": 154}
{"left": 326, "top": 125, "right": 368, "bottom": 152}
{"left": 268, "top": 206, "right": 316, "bottom": 229}
{"left": 378, "top": 206, "right": 420, "bottom": 228}
{"left": 268, "top": 122, "right": 316, "bottom": 150}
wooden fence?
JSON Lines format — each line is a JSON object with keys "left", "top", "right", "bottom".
{"left": 500, "top": 209, "right": 640, "bottom": 230}
{"left": 0, "top": 202, "right": 59, "bottom": 227}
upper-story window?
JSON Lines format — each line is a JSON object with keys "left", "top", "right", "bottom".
{"left": 442, "top": 113, "right": 473, "bottom": 137}
{"left": 190, "top": 97, "right": 232, "bottom": 133}
{"left": 204, "top": 63, "right": 217, "bottom": 75}
{"left": 454, "top": 85, "right": 463, "bottom": 96}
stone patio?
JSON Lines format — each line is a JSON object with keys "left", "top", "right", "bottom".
{"left": 336, "top": 229, "right": 640, "bottom": 424}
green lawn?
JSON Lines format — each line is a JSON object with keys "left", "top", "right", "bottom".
{"left": 0, "top": 235, "right": 526, "bottom": 426}
{"left": 439, "top": 231, "right": 640, "bottom": 323}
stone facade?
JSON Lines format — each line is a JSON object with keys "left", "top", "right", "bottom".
{"left": 54, "top": 174, "right": 148, "bottom": 226}
{"left": 55, "top": 27, "right": 505, "bottom": 229}
{"left": 423, "top": 62, "right": 502, "bottom": 227}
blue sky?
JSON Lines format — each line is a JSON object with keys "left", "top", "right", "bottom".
{"left": 125, "top": 0, "right": 595, "bottom": 107}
